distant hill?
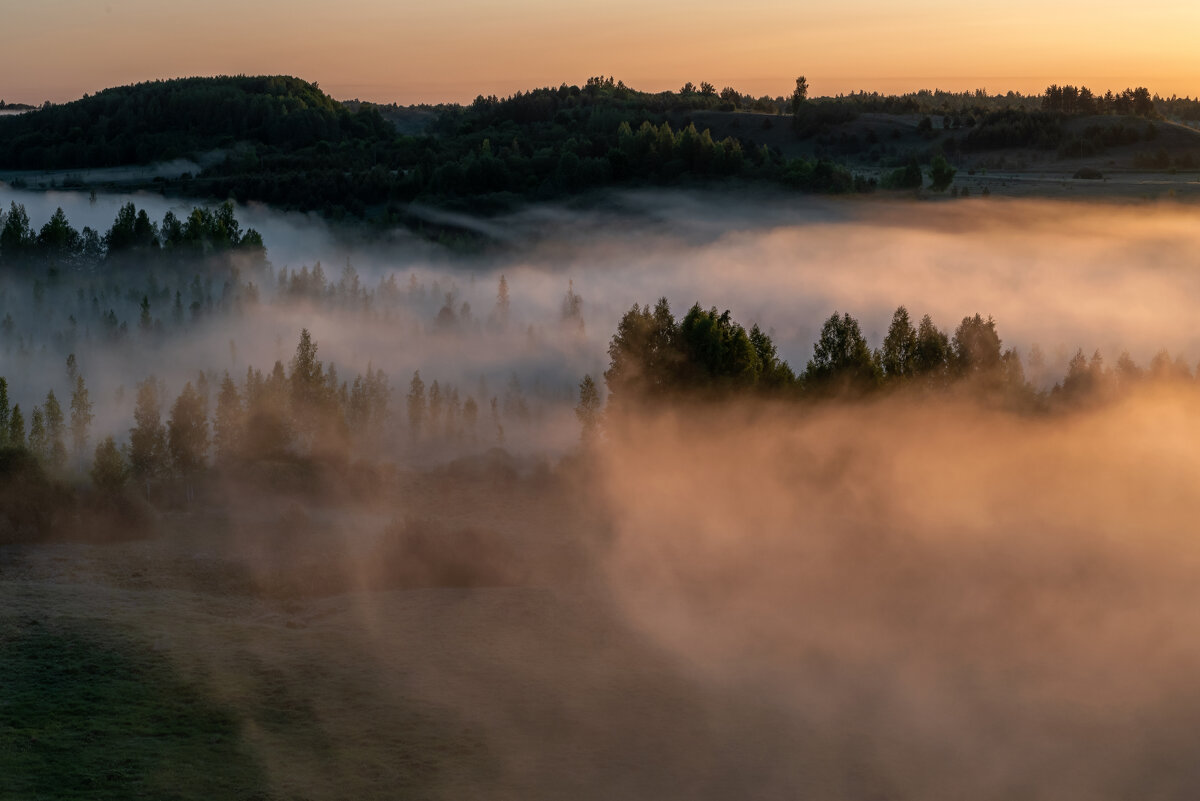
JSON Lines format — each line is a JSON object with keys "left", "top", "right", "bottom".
{"left": 0, "top": 75, "right": 391, "bottom": 170}
{"left": 4, "top": 75, "right": 1200, "bottom": 218}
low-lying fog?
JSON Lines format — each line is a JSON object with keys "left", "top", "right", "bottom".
{"left": 4, "top": 185, "right": 1200, "bottom": 456}
{"left": 8, "top": 185, "right": 1200, "bottom": 799}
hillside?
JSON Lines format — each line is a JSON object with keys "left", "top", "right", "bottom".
{"left": 0, "top": 75, "right": 391, "bottom": 170}
{"left": 4, "top": 75, "right": 1200, "bottom": 218}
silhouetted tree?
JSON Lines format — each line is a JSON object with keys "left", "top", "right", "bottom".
{"left": 8, "top": 403, "right": 24, "bottom": 449}
{"left": 791, "top": 76, "right": 809, "bottom": 116}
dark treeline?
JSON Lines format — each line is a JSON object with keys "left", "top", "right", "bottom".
{"left": 205, "top": 75, "right": 876, "bottom": 215}
{"left": 602, "top": 299, "right": 1200, "bottom": 411}
{"left": 0, "top": 200, "right": 266, "bottom": 270}
{"left": 5, "top": 295, "right": 1200, "bottom": 543}
{"left": 1040, "top": 85, "right": 1156, "bottom": 117}
{"left": 4, "top": 75, "right": 1197, "bottom": 223}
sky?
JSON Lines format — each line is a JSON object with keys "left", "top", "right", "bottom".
{"left": 3, "top": 0, "right": 1200, "bottom": 104}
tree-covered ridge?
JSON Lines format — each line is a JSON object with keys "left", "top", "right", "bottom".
{"left": 3, "top": 75, "right": 1199, "bottom": 221}
{"left": 0, "top": 75, "right": 391, "bottom": 169}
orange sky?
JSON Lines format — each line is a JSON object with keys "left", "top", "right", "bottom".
{"left": 4, "top": 0, "right": 1199, "bottom": 104}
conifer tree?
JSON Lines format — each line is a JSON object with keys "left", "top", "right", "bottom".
{"left": 8, "top": 403, "right": 24, "bottom": 449}
{"left": 91, "top": 436, "right": 127, "bottom": 494}
{"left": 43, "top": 390, "right": 66, "bottom": 470}
{"left": 213, "top": 372, "right": 242, "bottom": 462}
{"left": 128, "top": 378, "right": 167, "bottom": 491}
{"left": 70, "top": 374, "right": 94, "bottom": 463}
{"left": 168, "top": 382, "right": 209, "bottom": 501}
{"left": 28, "top": 406, "right": 47, "bottom": 460}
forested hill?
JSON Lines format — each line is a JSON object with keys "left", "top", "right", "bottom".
{"left": 0, "top": 76, "right": 392, "bottom": 170}
{"left": 3, "top": 75, "right": 1200, "bottom": 221}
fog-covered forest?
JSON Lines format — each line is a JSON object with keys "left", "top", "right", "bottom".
{"left": 7, "top": 174, "right": 1200, "bottom": 800}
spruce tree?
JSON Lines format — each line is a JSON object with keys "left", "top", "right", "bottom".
{"left": 43, "top": 391, "right": 66, "bottom": 470}
{"left": 8, "top": 403, "right": 24, "bottom": 448}
{"left": 70, "top": 374, "right": 94, "bottom": 463}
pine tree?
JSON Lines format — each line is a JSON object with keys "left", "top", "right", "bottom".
{"left": 90, "top": 436, "right": 127, "bottom": 494}
{"left": 28, "top": 406, "right": 47, "bottom": 460}
{"left": 8, "top": 403, "right": 24, "bottom": 448}
{"left": 70, "top": 374, "right": 94, "bottom": 463}
{"left": 168, "top": 382, "right": 209, "bottom": 501}
{"left": 213, "top": 372, "right": 242, "bottom": 462}
{"left": 139, "top": 295, "right": 152, "bottom": 332}
{"left": 128, "top": 378, "right": 167, "bottom": 490}
{"left": 43, "top": 390, "right": 66, "bottom": 470}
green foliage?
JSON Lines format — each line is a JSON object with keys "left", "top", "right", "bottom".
{"left": 929, "top": 154, "right": 956, "bottom": 191}
{"left": 0, "top": 446, "right": 68, "bottom": 540}
{"left": 213, "top": 373, "right": 243, "bottom": 462}
{"left": 167, "top": 382, "right": 209, "bottom": 476}
{"left": 605, "top": 298, "right": 683, "bottom": 405}
{"left": 804, "top": 312, "right": 880, "bottom": 394}
{"left": 678, "top": 304, "right": 764, "bottom": 390}
{"left": 605, "top": 300, "right": 797, "bottom": 405}
{"left": 882, "top": 158, "right": 923, "bottom": 190}
{"left": 89, "top": 435, "right": 127, "bottom": 493}
{"left": 128, "top": 378, "right": 167, "bottom": 481}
